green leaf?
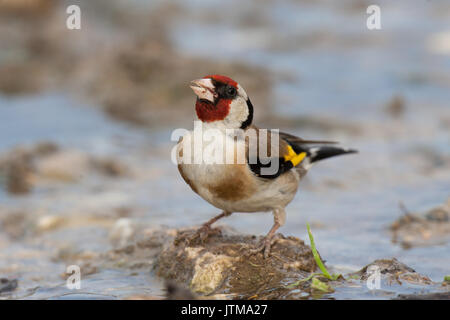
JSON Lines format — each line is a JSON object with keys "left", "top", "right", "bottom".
{"left": 311, "top": 277, "right": 333, "bottom": 293}
{"left": 307, "top": 223, "right": 332, "bottom": 279}
{"left": 444, "top": 275, "right": 450, "bottom": 282}
{"left": 285, "top": 224, "right": 342, "bottom": 289}
{"left": 285, "top": 273, "right": 321, "bottom": 288}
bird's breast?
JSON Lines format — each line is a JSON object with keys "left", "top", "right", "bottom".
{"left": 176, "top": 129, "right": 300, "bottom": 212}
{"left": 176, "top": 130, "right": 257, "bottom": 203}
{"left": 179, "top": 162, "right": 257, "bottom": 202}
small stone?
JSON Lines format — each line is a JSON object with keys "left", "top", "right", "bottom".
{"left": 385, "top": 95, "right": 406, "bottom": 118}
{"left": 36, "top": 215, "right": 64, "bottom": 232}
{"left": 390, "top": 199, "right": 450, "bottom": 248}
{"left": 353, "top": 258, "right": 432, "bottom": 286}
{"left": 109, "top": 218, "right": 135, "bottom": 247}
{"left": 35, "top": 150, "right": 90, "bottom": 182}
{"left": 0, "top": 278, "right": 18, "bottom": 294}
{"left": 5, "top": 152, "right": 33, "bottom": 195}
{"left": 165, "top": 280, "right": 197, "bottom": 300}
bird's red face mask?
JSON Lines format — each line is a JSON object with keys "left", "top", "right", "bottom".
{"left": 189, "top": 75, "right": 253, "bottom": 129}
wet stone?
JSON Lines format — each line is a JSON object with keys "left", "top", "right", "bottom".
{"left": 0, "top": 210, "right": 29, "bottom": 240}
{"left": 165, "top": 280, "right": 197, "bottom": 300}
{"left": 0, "top": 278, "right": 18, "bottom": 295}
{"left": 395, "top": 291, "right": 450, "bottom": 300}
{"left": 390, "top": 199, "right": 450, "bottom": 249}
{"left": 155, "top": 227, "right": 318, "bottom": 298}
{"left": 353, "top": 258, "right": 432, "bottom": 286}
{"left": 0, "top": 143, "right": 129, "bottom": 195}
{"left": 385, "top": 95, "right": 406, "bottom": 118}
{"left": 3, "top": 151, "right": 33, "bottom": 195}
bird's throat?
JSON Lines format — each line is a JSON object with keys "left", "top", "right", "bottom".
{"left": 195, "top": 98, "right": 230, "bottom": 122}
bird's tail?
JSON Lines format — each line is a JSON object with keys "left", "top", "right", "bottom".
{"left": 306, "top": 146, "right": 357, "bottom": 163}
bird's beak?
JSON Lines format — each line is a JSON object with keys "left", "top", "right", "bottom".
{"left": 190, "top": 78, "right": 216, "bottom": 103}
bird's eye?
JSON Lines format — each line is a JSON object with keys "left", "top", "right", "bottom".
{"left": 226, "top": 86, "right": 237, "bottom": 97}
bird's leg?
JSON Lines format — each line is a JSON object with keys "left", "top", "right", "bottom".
{"left": 245, "top": 222, "right": 281, "bottom": 258}
{"left": 244, "top": 208, "right": 286, "bottom": 258}
{"left": 188, "top": 211, "right": 232, "bottom": 243}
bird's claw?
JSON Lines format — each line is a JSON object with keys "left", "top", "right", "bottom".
{"left": 242, "top": 233, "right": 283, "bottom": 259}
{"left": 185, "top": 225, "right": 221, "bottom": 245}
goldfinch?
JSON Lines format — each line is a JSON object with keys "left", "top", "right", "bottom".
{"left": 176, "top": 75, "right": 356, "bottom": 258}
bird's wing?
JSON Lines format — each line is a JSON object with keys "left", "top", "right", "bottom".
{"left": 279, "top": 131, "right": 337, "bottom": 145}
{"left": 245, "top": 126, "right": 314, "bottom": 179}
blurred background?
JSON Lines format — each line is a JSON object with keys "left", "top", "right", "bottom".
{"left": 0, "top": 0, "right": 449, "bottom": 299}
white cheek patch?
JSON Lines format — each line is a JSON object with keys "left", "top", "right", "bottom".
{"left": 220, "top": 84, "right": 250, "bottom": 128}
{"left": 237, "top": 84, "right": 248, "bottom": 100}
{"left": 225, "top": 98, "right": 249, "bottom": 128}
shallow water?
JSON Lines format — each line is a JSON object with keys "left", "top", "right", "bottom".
{"left": 0, "top": 90, "right": 448, "bottom": 299}
{"left": 1, "top": 0, "right": 449, "bottom": 299}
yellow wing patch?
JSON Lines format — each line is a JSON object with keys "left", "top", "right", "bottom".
{"left": 284, "top": 145, "right": 307, "bottom": 167}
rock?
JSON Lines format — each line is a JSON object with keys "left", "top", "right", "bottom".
{"left": 155, "top": 227, "right": 318, "bottom": 297}
{"left": 35, "top": 150, "right": 90, "bottom": 182}
{"left": 91, "top": 158, "right": 129, "bottom": 177}
{"left": 0, "top": 278, "right": 18, "bottom": 294}
{"left": 190, "top": 251, "right": 236, "bottom": 294}
{"left": 32, "top": 142, "right": 59, "bottom": 156}
{"left": 0, "top": 143, "right": 129, "bottom": 195}
{"left": 0, "top": 0, "right": 55, "bottom": 15}
{"left": 36, "top": 215, "right": 64, "bottom": 232}
{"left": 390, "top": 199, "right": 450, "bottom": 248}
{"left": 165, "top": 280, "right": 197, "bottom": 300}
{"left": 426, "top": 206, "right": 449, "bottom": 222}
{"left": 0, "top": 210, "right": 29, "bottom": 239}
{"left": 353, "top": 258, "right": 432, "bottom": 286}
{"left": 2, "top": 150, "right": 33, "bottom": 195}
{"left": 109, "top": 218, "right": 135, "bottom": 248}
{"left": 395, "top": 292, "right": 450, "bottom": 300}
{"left": 385, "top": 95, "right": 406, "bottom": 118}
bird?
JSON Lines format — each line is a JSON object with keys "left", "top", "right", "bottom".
{"left": 176, "top": 74, "right": 357, "bottom": 258}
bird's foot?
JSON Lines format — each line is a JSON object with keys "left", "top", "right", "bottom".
{"left": 185, "top": 224, "right": 221, "bottom": 245}
{"left": 242, "top": 233, "right": 283, "bottom": 259}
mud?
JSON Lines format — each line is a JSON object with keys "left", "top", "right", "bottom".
{"left": 384, "top": 95, "right": 407, "bottom": 119}
{"left": 165, "top": 281, "right": 197, "bottom": 300}
{"left": 0, "top": 278, "right": 18, "bottom": 295}
{"left": 0, "top": 142, "right": 128, "bottom": 195}
{"left": 0, "top": 0, "right": 273, "bottom": 127}
{"left": 395, "top": 292, "right": 450, "bottom": 300}
{"left": 390, "top": 199, "right": 450, "bottom": 249}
